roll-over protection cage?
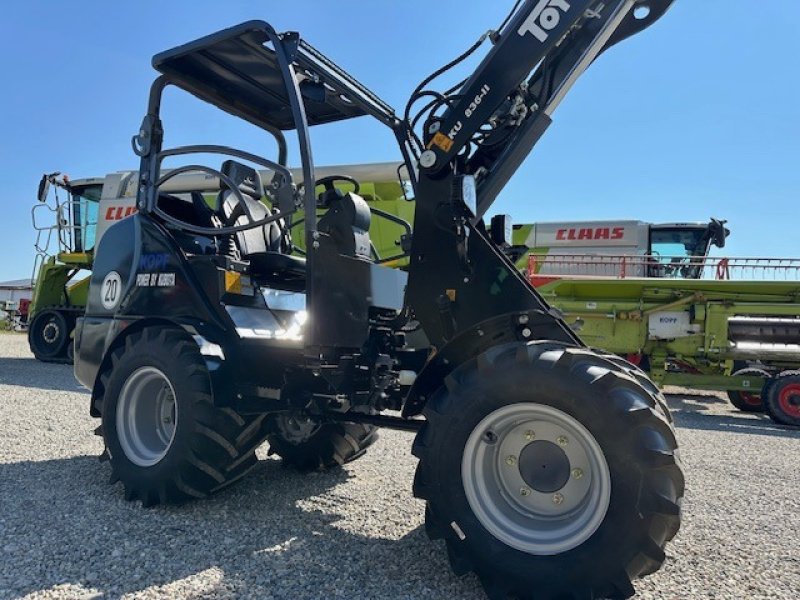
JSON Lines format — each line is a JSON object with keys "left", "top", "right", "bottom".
{"left": 130, "top": 21, "right": 416, "bottom": 350}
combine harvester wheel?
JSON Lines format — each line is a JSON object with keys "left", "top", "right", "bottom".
{"left": 27, "top": 308, "right": 72, "bottom": 362}
{"left": 764, "top": 370, "right": 800, "bottom": 427}
{"left": 727, "top": 367, "right": 769, "bottom": 412}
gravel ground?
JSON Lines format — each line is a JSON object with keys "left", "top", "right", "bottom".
{"left": 1, "top": 332, "right": 798, "bottom": 599}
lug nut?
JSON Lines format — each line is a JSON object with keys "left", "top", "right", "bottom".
{"left": 524, "top": 430, "right": 535, "bottom": 441}
{"left": 520, "top": 487, "right": 531, "bottom": 497}
{"left": 552, "top": 493, "right": 564, "bottom": 505}
{"left": 557, "top": 435, "right": 568, "bottom": 446}
{"left": 572, "top": 468, "right": 584, "bottom": 479}
{"left": 505, "top": 455, "right": 517, "bottom": 466}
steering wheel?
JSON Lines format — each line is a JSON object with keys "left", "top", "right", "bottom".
{"left": 314, "top": 175, "right": 360, "bottom": 208}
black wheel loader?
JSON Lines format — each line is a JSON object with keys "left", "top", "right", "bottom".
{"left": 75, "top": 2, "right": 684, "bottom": 598}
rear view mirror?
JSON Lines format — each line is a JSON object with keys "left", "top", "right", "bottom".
{"left": 490, "top": 214, "right": 513, "bottom": 249}
{"left": 709, "top": 218, "right": 729, "bottom": 249}
{"left": 37, "top": 175, "right": 51, "bottom": 203}
{"left": 37, "top": 172, "right": 63, "bottom": 203}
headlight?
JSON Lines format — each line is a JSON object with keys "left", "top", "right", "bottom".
{"left": 460, "top": 175, "right": 477, "bottom": 216}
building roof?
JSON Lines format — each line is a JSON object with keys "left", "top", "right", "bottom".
{"left": 0, "top": 279, "right": 33, "bottom": 289}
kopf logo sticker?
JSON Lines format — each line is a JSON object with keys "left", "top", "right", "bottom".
{"left": 518, "top": 0, "right": 571, "bottom": 42}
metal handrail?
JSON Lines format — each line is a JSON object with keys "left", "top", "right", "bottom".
{"left": 527, "top": 254, "right": 800, "bottom": 282}
{"left": 30, "top": 184, "right": 97, "bottom": 284}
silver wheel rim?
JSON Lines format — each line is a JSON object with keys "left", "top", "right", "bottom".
{"left": 42, "top": 320, "right": 60, "bottom": 344}
{"left": 116, "top": 366, "right": 178, "bottom": 467}
{"left": 462, "top": 403, "right": 611, "bottom": 555}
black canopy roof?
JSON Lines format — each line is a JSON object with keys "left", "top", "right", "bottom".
{"left": 152, "top": 20, "right": 396, "bottom": 132}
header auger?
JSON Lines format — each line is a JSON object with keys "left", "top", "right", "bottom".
{"left": 74, "top": 2, "right": 682, "bottom": 598}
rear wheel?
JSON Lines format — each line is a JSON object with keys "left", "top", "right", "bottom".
{"left": 266, "top": 412, "right": 378, "bottom": 471}
{"left": 727, "top": 367, "right": 768, "bottom": 412}
{"left": 28, "top": 308, "right": 72, "bottom": 362}
{"left": 97, "top": 326, "right": 269, "bottom": 505}
{"left": 764, "top": 370, "right": 800, "bottom": 426}
{"left": 412, "top": 342, "right": 684, "bottom": 600}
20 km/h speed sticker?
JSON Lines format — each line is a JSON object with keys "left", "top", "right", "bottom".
{"left": 101, "top": 271, "right": 123, "bottom": 310}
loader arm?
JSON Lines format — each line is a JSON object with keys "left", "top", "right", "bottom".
{"left": 404, "top": 0, "right": 675, "bottom": 349}
{"left": 414, "top": 0, "right": 674, "bottom": 216}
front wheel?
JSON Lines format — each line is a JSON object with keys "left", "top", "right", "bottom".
{"left": 412, "top": 342, "right": 684, "bottom": 600}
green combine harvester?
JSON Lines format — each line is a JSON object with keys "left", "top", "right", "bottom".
{"left": 522, "top": 243, "right": 800, "bottom": 427}
{"left": 28, "top": 173, "right": 101, "bottom": 362}
{"left": 421, "top": 212, "right": 800, "bottom": 427}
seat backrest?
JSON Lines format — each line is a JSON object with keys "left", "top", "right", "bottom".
{"left": 317, "top": 192, "right": 372, "bottom": 259}
{"left": 217, "top": 160, "right": 283, "bottom": 256}
{"left": 159, "top": 192, "right": 214, "bottom": 227}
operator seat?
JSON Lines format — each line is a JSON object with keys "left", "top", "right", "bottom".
{"left": 316, "top": 190, "right": 372, "bottom": 260}
{"left": 217, "top": 160, "right": 305, "bottom": 284}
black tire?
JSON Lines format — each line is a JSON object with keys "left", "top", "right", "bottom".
{"left": 727, "top": 368, "right": 769, "bottom": 412}
{"left": 764, "top": 370, "right": 800, "bottom": 427}
{"left": 66, "top": 337, "right": 75, "bottom": 362}
{"left": 592, "top": 351, "right": 672, "bottom": 424}
{"left": 266, "top": 416, "right": 378, "bottom": 471}
{"left": 96, "top": 326, "right": 269, "bottom": 506}
{"left": 412, "top": 342, "right": 684, "bottom": 600}
{"left": 28, "top": 308, "right": 71, "bottom": 362}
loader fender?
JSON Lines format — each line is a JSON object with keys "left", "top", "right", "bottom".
{"left": 77, "top": 212, "right": 235, "bottom": 415}
{"left": 402, "top": 309, "right": 582, "bottom": 418}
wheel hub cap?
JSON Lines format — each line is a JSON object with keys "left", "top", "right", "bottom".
{"left": 462, "top": 403, "right": 611, "bottom": 555}
{"left": 778, "top": 383, "right": 800, "bottom": 418}
{"left": 518, "top": 440, "right": 571, "bottom": 493}
{"left": 42, "top": 321, "right": 59, "bottom": 344}
{"left": 116, "top": 366, "right": 178, "bottom": 467}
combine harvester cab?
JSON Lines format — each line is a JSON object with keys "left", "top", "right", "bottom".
{"left": 528, "top": 246, "right": 800, "bottom": 427}
{"left": 507, "top": 218, "right": 728, "bottom": 279}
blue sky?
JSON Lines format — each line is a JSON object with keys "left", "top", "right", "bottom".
{"left": 1, "top": 1, "right": 798, "bottom": 282}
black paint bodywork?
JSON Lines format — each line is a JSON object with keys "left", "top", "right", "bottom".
{"left": 76, "top": 212, "right": 307, "bottom": 414}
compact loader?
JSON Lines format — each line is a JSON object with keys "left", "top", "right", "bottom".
{"left": 75, "top": 3, "right": 683, "bottom": 598}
